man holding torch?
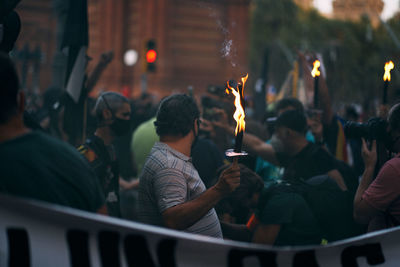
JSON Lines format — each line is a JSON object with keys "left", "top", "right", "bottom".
{"left": 138, "top": 94, "right": 240, "bottom": 238}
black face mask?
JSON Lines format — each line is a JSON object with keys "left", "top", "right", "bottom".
{"left": 101, "top": 95, "right": 131, "bottom": 136}
{"left": 110, "top": 117, "right": 131, "bottom": 136}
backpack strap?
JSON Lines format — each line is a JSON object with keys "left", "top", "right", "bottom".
{"left": 78, "top": 143, "right": 98, "bottom": 163}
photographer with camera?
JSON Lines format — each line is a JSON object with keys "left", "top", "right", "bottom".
{"left": 354, "top": 103, "right": 400, "bottom": 232}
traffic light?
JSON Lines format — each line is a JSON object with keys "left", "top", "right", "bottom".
{"left": 145, "top": 39, "right": 157, "bottom": 72}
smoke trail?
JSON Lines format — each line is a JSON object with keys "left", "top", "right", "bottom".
{"left": 198, "top": 2, "right": 237, "bottom": 67}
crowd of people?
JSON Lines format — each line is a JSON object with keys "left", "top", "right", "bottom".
{"left": 1, "top": 36, "right": 400, "bottom": 247}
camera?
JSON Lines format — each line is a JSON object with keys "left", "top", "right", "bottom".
{"left": 345, "top": 117, "right": 395, "bottom": 178}
{"left": 344, "top": 117, "right": 388, "bottom": 141}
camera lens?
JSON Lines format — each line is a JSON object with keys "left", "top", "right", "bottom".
{"left": 344, "top": 121, "right": 369, "bottom": 139}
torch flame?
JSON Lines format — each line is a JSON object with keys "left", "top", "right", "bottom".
{"left": 383, "top": 61, "right": 394, "bottom": 82}
{"left": 226, "top": 74, "right": 248, "bottom": 135}
{"left": 311, "top": 60, "right": 321, "bottom": 78}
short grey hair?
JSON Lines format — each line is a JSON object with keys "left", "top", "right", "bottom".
{"left": 95, "top": 92, "right": 129, "bottom": 124}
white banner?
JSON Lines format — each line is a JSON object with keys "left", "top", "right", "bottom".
{"left": 0, "top": 193, "right": 399, "bottom": 267}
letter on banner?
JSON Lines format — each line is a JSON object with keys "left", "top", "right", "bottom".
{"left": 341, "top": 243, "right": 385, "bottom": 266}
{"left": 7, "top": 228, "right": 30, "bottom": 267}
{"left": 227, "top": 249, "right": 277, "bottom": 267}
{"left": 124, "top": 234, "right": 177, "bottom": 267}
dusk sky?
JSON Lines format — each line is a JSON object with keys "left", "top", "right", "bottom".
{"left": 314, "top": 0, "right": 399, "bottom": 20}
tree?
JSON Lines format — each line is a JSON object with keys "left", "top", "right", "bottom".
{"left": 250, "top": 0, "right": 400, "bottom": 112}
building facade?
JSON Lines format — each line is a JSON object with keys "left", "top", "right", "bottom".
{"left": 14, "top": 0, "right": 250, "bottom": 98}
{"left": 14, "top": 0, "right": 57, "bottom": 93}
{"left": 87, "top": 0, "right": 250, "bottom": 97}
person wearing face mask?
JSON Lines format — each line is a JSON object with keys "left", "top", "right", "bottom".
{"left": 78, "top": 92, "right": 132, "bottom": 217}
{"left": 354, "top": 103, "right": 400, "bottom": 232}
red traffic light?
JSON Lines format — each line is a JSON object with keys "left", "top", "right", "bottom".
{"left": 146, "top": 49, "right": 157, "bottom": 63}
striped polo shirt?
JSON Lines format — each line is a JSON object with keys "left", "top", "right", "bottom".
{"left": 138, "top": 142, "right": 222, "bottom": 238}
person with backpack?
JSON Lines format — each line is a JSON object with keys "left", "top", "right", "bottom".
{"left": 250, "top": 183, "right": 323, "bottom": 246}
{"left": 219, "top": 166, "right": 359, "bottom": 245}
{"left": 217, "top": 110, "right": 363, "bottom": 244}
{"left": 78, "top": 92, "right": 132, "bottom": 217}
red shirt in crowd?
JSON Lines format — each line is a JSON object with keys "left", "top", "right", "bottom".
{"left": 363, "top": 156, "right": 400, "bottom": 231}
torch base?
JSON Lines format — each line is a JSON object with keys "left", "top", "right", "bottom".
{"left": 225, "top": 149, "right": 248, "bottom": 158}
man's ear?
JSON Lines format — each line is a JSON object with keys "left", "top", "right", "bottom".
{"left": 17, "top": 91, "right": 25, "bottom": 114}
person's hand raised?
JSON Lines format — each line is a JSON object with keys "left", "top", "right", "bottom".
{"left": 361, "top": 138, "right": 377, "bottom": 169}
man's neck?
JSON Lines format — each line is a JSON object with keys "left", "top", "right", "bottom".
{"left": 160, "top": 135, "right": 192, "bottom": 157}
{"left": 0, "top": 116, "right": 30, "bottom": 143}
{"left": 94, "top": 127, "right": 114, "bottom": 145}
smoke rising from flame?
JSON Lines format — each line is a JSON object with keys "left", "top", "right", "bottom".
{"left": 199, "top": 2, "right": 237, "bottom": 68}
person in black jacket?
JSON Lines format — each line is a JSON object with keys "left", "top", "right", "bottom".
{"left": 78, "top": 92, "right": 132, "bottom": 217}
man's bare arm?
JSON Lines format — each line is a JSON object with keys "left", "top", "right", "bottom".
{"left": 354, "top": 139, "right": 379, "bottom": 224}
{"left": 243, "top": 133, "right": 280, "bottom": 166}
{"left": 220, "top": 221, "right": 253, "bottom": 242}
{"left": 85, "top": 51, "right": 114, "bottom": 92}
{"left": 252, "top": 224, "right": 281, "bottom": 245}
{"left": 162, "top": 166, "right": 240, "bottom": 230}
{"left": 353, "top": 165, "right": 379, "bottom": 224}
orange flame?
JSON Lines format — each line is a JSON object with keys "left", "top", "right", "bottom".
{"left": 383, "top": 61, "right": 394, "bottom": 82}
{"left": 311, "top": 60, "right": 321, "bottom": 78}
{"left": 226, "top": 74, "right": 248, "bottom": 135}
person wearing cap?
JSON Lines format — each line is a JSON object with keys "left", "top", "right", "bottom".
{"left": 254, "top": 97, "right": 316, "bottom": 186}
{"left": 217, "top": 109, "right": 347, "bottom": 191}
{"left": 271, "top": 110, "right": 346, "bottom": 189}
{"left": 137, "top": 94, "right": 240, "bottom": 238}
